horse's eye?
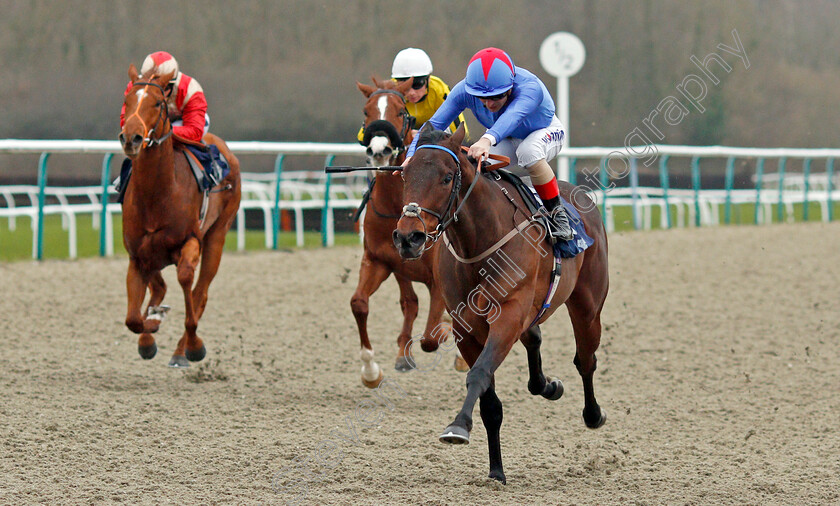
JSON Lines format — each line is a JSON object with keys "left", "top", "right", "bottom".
{"left": 442, "top": 174, "right": 453, "bottom": 184}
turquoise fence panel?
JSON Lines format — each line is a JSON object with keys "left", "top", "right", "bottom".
{"left": 803, "top": 158, "right": 811, "bottom": 221}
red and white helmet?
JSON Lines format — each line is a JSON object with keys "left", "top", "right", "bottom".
{"left": 140, "top": 51, "right": 180, "bottom": 83}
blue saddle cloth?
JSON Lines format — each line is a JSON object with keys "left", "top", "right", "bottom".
{"left": 183, "top": 144, "right": 230, "bottom": 191}
{"left": 526, "top": 188, "right": 594, "bottom": 259}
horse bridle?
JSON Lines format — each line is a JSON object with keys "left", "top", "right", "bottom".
{"left": 125, "top": 81, "right": 172, "bottom": 148}
{"left": 360, "top": 89, "right": 415, "bottom": 157}
{"left": 400, "top": 144, "right": 481, "bottom": 250}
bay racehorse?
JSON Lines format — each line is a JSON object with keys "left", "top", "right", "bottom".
{"left": 393, "top": 124, "right": 609, "bottom": 484}
{"left": 119, "top": 64, "right": 241, "bottom": 368}
{"left": 351, "top": 76, "right": 464, "bottom": 388}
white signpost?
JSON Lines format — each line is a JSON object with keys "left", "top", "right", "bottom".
{"left": 539, "top": 32, "right": 586, "bottom": 182}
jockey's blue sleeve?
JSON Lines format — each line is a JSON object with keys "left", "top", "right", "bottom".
{"left": 406, "top": 83, "right": 470, "bottom": 157}
{"left": 484, "top": 79, "right": 543, "bottom": 143}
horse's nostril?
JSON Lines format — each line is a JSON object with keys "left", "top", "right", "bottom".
{"left": 366, "top": 147, "right": 373, "bottom": 156}
{"left": 118, "top": 133, "right": 126, "bottom": 144}
{"left": 382, "top": 147, "right": 393, "bottom": 156}
{"left": 409, "top": 231, "right": 426, "bottom": 247}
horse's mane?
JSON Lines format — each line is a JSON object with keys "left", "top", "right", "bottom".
{"left": 416, "top": 127, "right": 450, "bottom": 146}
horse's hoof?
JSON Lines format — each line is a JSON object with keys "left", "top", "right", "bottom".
{"left": 583, "top": 408, "right": 607, "bottom": 429}
{"left": 168, "top": 355, "right": 190, "bottom": 368}
{"left": 362, "top": 368, "right": 384, "bottom": 389}
{"left": 488, "top": 469, "right": 507, "bottom": 484}
{"left": 185, "top": 345, "right": 206, "bottom": 362}
{"left": 542, "top": 377, "right": 564, "bottom": 401}
{"left": 394, "top": 356, "right": 415, "bottom": 372}
{"left": 453, "top": 355, "right": 470, "bottom": 372}
{"left": 137, "top": 343, "right": 157, "bottom": 360}
{"left": 439, "top": 425, "right": 470, "bottom": 444}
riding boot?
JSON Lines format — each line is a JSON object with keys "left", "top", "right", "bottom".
{"left": 542, "top": 196, "right": 574, "bottom": 242}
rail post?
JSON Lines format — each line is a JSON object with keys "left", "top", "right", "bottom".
{"left": 99, "top": 153, "right": 113, "bottom": 257}
{"left": 322, "top": 154, "right": 335, "bottom": 247}
{"left": 272, "top": 154, "right": 285, "bottom": 250}
{"left": 36, "top": 152, "right": 50, "bottom": 260}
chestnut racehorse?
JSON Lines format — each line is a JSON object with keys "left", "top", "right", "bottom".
{"left": 393, "top": 124, "right": 609, "bottom": 484}
{"left": 351, "top": 76, "right": 462, "bottom": 388}
{"left": 119, "top": 64, "right": 241, "bottom": 368}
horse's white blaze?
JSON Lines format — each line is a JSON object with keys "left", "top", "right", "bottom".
{"left": 135, "top": 89, "right": 146, "bottom": 99}
{"left": 360, "top": 347, "right": 381, "bottom": 381}
{"left": 377, "top": 95, "right": 388, "bottom": 120}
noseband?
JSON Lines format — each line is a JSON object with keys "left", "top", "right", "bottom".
{"left": 360, "top": 89, "right": 415, "bottom": 157}
{"left": 125, "top": 81, "right": 172, "bottom": 148}
{"left": 400, "top": 144, "right": 481, "bottom": 249}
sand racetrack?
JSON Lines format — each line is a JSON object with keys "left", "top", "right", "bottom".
{"left": 1, "top": 222, "right": 839, "bottom": 505}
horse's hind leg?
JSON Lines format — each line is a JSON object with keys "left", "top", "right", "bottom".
{"left": 568, "top": 301, "right": 607, "bottom": 428}
{"left": 350, "top": 254, "right": 391, "bottom": 387}
{"left": 169, "top": 237, "right": 203, "bottom": 368}
{"left": 191, "top": 221, "right": 229, "bottom": 322}
{"left": 393, "top": 273, "right": 419, "bottom": 372}
{"left": 520, "top": 325, "right": 564, "bottom": 401}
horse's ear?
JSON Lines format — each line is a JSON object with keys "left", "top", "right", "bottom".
{"left": 128, "top": 64, "right": 139, "bottom": 83}
{"left": 450, "top": 122, "right": 466, "bottom": 147}
{"left": 395, "top": 77, "right": 412, "bottom": 95}
{"left": 357, "top": 81, "right": 375, "bottom": 98}
{"left": 420, "top": 122, "right": 434, "bottom": 135}
{"left": 370, "top": 75, "right": 382, "bottom": 88}
{"left": 157, "top": 70, "right": 176, "bottom": 87}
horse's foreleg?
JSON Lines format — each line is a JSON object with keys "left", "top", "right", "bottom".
{"left": 393, "top": 274, "right": 419, "bottom": 372}
{"left": 169, "top": 237, "right": 203, "bottom": 368}
{"left": 479, "top": 384, "right": 505, "bottom": 484}
{"left": 441, "top": 308, "right": 520, "bottom": 445}
{"left": 350, "top": 254, "right": 391, "bottom": 388}
{"left": 125, "top": 259, "right": 159, "bottom": 359}
{"left": 520, "top": 325, "right": 564, "bottom": 400}
{"left": 419, "top": 283, "right": 449, "bottom": 353}
{"left": 568, "top": 300, "right": 606, "bottom": 429}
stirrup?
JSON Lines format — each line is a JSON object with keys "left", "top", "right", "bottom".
{"left": 546, "top": 209, "right": 574, "bottom": 242}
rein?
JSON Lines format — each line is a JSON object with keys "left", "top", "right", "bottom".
{"left": 126, "top": 81, "right": 172, "bottom": 148}
{"left": 400, "top": 144, "right": 483, "bottom": 250}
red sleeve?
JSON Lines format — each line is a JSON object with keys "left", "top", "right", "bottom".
{"left": 119, "top": 81, "right": 133, "bottom": 128}
{"left": 172, "top": 91, "right": 207, "bottom": 142}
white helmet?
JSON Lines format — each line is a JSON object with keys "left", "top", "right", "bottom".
{"left": 391, "top": 48, "right": 433, "bottom": 78}
{"left": 140, "top": 51, "right": 180, "bottom": 83}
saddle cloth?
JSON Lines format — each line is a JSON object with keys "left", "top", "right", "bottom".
{"left": 493, "top": 169, "right": 593, "bottom": 259}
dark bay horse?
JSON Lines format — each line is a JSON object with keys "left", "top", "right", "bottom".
{"left": 393, "top": 124, "right": 609, "bottom": 484}
{"left": 352, "top": 77, "right": 464, "bottom": 388}
{"left": 119, "top": 64, "right": 241, "bottom": 368}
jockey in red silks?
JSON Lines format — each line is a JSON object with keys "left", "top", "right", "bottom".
{"left": 120, "top": 51, "right": 209, "bottom": 143}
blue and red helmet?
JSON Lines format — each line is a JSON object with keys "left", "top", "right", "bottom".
{"left": 464, "top": 47, "right": 516, "bottom": 97}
